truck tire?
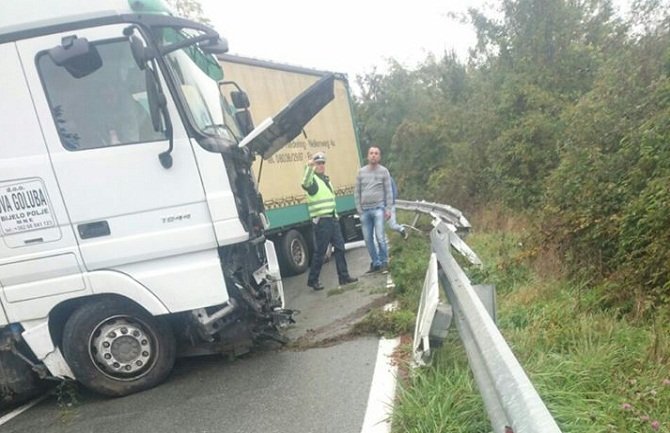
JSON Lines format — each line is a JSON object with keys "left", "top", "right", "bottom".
{"left": 62, "top": 298, "right": 176, "bottom": 397}
{"left": 278, "top": 229, "right": 310, "bottom": 276}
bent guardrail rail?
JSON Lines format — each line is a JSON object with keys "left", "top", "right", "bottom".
{"left": 412, "top": 253, "right": 451, "bottom": 366}
{"left": 405, "top": 200, "right": 562, "bottom": 433}
{"left": 396, "top": 199, "right": 472, "bottom": 233}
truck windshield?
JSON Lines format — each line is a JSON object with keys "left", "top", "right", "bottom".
{"left": 160, "top": 30, "right": 242, "bottom": 143}
{"left": 39, "top": 38, "right": 167, "bottom": 151}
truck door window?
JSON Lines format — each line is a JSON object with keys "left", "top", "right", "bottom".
{"left": 38, "top": 39, "right": 167, "bottom": 151}
{"left": 160, "top": 29, "right": 242, "bottom": 143}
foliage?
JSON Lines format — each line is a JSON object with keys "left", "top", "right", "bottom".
{"left": 392, "top": 336, "right": 488, "bottom": 433}
{"left": 387, "top": 229, "right": 433, "bottom": 310}
{"left": 541, "top": 17, "right": 670, "bottom": 315}
{"left": 350, "top": 219, "right": 430, "bottom": 337}
{"left": 354, "top": 0, "right": 670, "bottom": 312}
{"left": 55, "top": 380, "right": 79, "bottom": 409}
{"left": 392, "top": 226, "right": 670, "bottom": 432}
{"left": 389, "top": 229, "right": 489, "bottom": 433}
{"left": 466, "top": 229, "right": 531, "bottom": 294}
{"left": 164, "top": 0, "right": 211, "bottom": 26}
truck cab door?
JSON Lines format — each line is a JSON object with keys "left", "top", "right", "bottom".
{"left": 0, "top": 42, "right": 91, "bottom": 323}
{"left": 16, "top": 26, "right": 218, "bottom": 272}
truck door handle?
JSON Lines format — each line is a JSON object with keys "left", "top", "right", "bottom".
{"left": 78, "top": 221, "right": 110, "bottom": 239}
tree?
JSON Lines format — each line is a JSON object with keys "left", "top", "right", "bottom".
{"left": 353, "top": 0, "right": 670, "bottom": 312}
{"left": 165, "top": 0, "right": 211, "bottom": 26}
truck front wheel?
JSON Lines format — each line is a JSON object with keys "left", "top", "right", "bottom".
{"left": 62, "top": 298, "right": 176, "bottom": 397}
{"left": 278, "top": 229, "right": 310, "bottom": 276}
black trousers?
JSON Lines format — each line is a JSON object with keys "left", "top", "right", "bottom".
{"left": 307, "top": 217, "right": 350, "bottom": 284}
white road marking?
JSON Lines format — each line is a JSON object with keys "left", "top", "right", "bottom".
{"left": 0, "top": 393, "right": 49, "bottom": 427}
{"left": 360, "top": 335, "right": 401, "bottom": 433}
{"left": 361, "top": 255, "right": 401, "bottom": 432}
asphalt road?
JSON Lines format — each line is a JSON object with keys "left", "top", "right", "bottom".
{"left": 2, "top": 246, "right": 391, "bottom": 433}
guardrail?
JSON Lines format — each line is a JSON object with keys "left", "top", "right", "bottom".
{"left": 396, "top": 199, "right": 472, "bottom": 232}
{"left": 399, "top": 200, "right": 562, "bottom": 433}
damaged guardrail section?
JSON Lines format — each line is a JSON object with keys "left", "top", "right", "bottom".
{"left": 400, "top": 200, "right": 562, "bottom": 433}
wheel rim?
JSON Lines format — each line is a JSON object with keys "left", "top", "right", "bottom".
{"left": 88, "top": 315, "right": 158, "bottom": 381}
{"left": 289, "top": 238, "right": 306, "bottom": 267}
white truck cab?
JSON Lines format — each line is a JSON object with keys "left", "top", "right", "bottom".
{"left": 0, "top": 0, "right": 334, "bottom": 400}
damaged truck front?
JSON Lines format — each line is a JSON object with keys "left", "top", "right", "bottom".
{"left": 0, "top": 0, "right": 334, "bottom": 403}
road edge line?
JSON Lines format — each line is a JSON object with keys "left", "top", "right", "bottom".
{"left": 360, "top": 335, "right": 401, "bottom": 433}
{"left": 0, "top": 393, "right": 50, "bottom": 427}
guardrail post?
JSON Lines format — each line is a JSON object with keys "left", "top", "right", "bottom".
{"left": 411, "top": 212, "right": 421, "bottom": 228}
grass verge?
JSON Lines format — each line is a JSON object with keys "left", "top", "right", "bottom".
{"left": 388, "top": 218, "right": 670, "bottom": 432}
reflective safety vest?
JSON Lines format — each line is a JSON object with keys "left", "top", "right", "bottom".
{"left": 303, "top": 168, "right": 337, "bottom": 218}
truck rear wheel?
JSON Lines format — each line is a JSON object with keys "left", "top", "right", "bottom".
{"left": 278, "top": 229, "right": 310, "bottom": 276}
{"left": 62, "top": 298, "right": 176, "bottom": 397}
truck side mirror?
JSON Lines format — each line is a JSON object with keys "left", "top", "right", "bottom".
{"left": 231, "top": 90, "right": 254, "bottom": 134}
{"left": 235, "top": 111, "right": 254, "bottom": 136}
{"left": 199, "top": 37, "right": 229, "bottom": 55}
{"left": 220, "top": 82, "right": 255, "bottom": 136}
{"left": 48, "top": 36, "right": 102, "bottom": 78}
{"left": 230, "top": 91, "right": 250, "bottom": 109}
{"left": 129, "top": 35, "right": 148, "bottom": 70}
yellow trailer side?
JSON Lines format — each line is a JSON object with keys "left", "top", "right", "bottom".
{"left": 218, "top": 54, "right": 362, "bottom": 275}
{"left": 218, "top": 55, "right": 360, "bottom": 214}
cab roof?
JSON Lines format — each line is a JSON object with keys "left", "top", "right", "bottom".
{"left": 0, "top": 0, "right": 171, "bottom": 42}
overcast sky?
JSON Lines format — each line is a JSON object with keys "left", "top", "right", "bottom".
{"left": 199, "top": 0, "right": 631, "bottom": 82}
{"left": 200, "top": 0, "right": 489, "bottom": 80}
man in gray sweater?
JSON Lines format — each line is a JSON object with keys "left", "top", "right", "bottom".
{"left": 355, "top": 146, "right": 392, "bottom": 273}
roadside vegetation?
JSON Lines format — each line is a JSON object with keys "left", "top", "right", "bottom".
{"left": 351, "top": 230, "right": 428, "bottom": 338}
{"left": 355, "top": 0, "right": 670, "bottom": 319}
{"left": 388, "top": 210, "right": 670, "bottom": 432}
{"left": 352, "top": 2, "right": 670, "bottom": 429}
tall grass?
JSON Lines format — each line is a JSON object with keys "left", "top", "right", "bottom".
{"left": 390, "top": 217, "right": 670, "bottom": 432}
{"left": 392, "top": 337, "right": 489, "bottom": 433}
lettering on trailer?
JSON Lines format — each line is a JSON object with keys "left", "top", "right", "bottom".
{"left": 0, "top": 180, "right": 56, "bottom": 235}
{"left": 265, "top": 139, "right": 337, "bottom": 165}
{"left": 263, "top": 185, "right": 355, "bottom": 209}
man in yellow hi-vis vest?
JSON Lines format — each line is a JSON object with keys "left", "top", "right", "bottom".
{"left": 302, "top": 152, "right": 358, "bottom": 291}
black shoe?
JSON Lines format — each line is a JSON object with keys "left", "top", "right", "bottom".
{"left": 308, "top": 281, "right": 324, "bottom": 291}
{"left": 365, "top": 264, "right": 381, "bottom": 274}
{"left": 339, "top": 276, "right": 358, "bottom": 286}
{"left": 381, "top": 263, "right": 389, "bottom": 274}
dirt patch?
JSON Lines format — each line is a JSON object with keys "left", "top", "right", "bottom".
{"left": 286, "top": 295, "right": 393, "bottom": 350}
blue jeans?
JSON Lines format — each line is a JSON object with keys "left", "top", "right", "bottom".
{"left": 361, "top": 208, "right": 388, "bottom": 267}
{"left": 387, "top": 205, "right": 404, "bottom": 234}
